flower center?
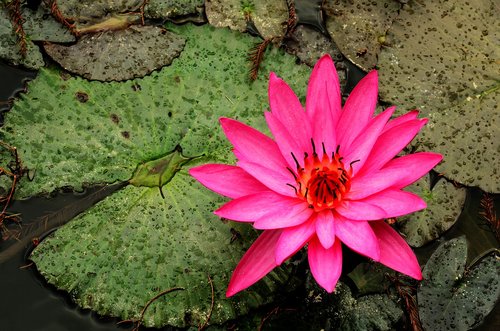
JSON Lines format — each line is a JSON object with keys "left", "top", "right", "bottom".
{"left": 287, "top": 140, "right": 355, "bottom": 212}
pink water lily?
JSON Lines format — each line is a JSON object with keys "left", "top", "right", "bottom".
{"left": 189, "top": 54, "right": 442, "bottom": 296}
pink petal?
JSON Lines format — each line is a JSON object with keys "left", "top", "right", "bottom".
{"left": 253, "top": 202, "right": 314, "bottom": 230}
{"left": 382, "top": 110, "right": 419, "bottom": 134}
{"left": 334, "top": 215, "right": 379, "bottom": 261}
{"left": 315, "top": 210, "right": 335, "bottom": 249}
{"left": 268, "top": 73, "right": 312, "bottom": 156}
{"left": 220, "top": 117, "right": 287, "bottom": 170}
{"left": 384, "top": 152, "right": 443, "bottom": 189}
{"left": 275, "top": 217, "right": 316, "bottom": 264}
{"left": 308, "top": 236, "right": 342, "bottom": 293}
{"left": 347, "top": 152, "right": 443, "bottom": 200}
{"left": 356, "top": 118, "right": 428, "bottom": 176}
{"left": 215, "top": 192, "right": 312, "bottom": 227}
{"left": 265, "top": 111, "right": 306, "bottom": 169}
{"left": 237, "top": 160, "right": 296, "bottom": 197}
{"left": 189, "top": 164, "right": 268, "bottom": 199}
{"left": 357, "top": 188, "right": 427, "bottom": 218}
{"left": 336, "top": 70, "right": 378, "bottom": 151}
{"left": 370, "top": 221, "right": 422, "bottom": 280}
{"left": 343, "top": 106, "right": 395, "bottom": 175}
{"left": 226, "top": 229, "right": 281, "bottom": 297}
{"left": 306, "top": 54, "right": 341, "bottom": 157}
{"left": 335, "top": 200, "right": 387, "bottom": 221}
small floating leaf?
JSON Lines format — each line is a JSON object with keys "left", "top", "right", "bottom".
{"left": 129, "top": 147, "right": 193, "bottom": 188}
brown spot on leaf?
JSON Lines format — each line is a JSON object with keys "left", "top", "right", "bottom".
{"left": 110, "top": 113, "right": 120, "bottom": 124}
{"left": 121, "top": 131, "right": 130, "bottom": 139}
{"left": 75, "top": 91, "right": 89, "bottom": 103}
{"left": 131, "top": 83, "right": 141, "bottom": 91}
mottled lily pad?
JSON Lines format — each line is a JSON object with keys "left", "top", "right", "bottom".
{"left": 418, "top": 237, "right": 500, "bottom": 330}
{"left": 323, "top": 0, "right": 400, "bottom": 71}
{"left": 378, "top": 0, "right": 499, "bottom": 192}
{"left": 43, "top": 25, "right": 186, "bottom": 81}
{"left": 398, "top": 175, "right": 466, "bottom": 247}
{"left": 55, "top": 0, "right": 204, "bottom": 23}
{"left": 413, "top": 89, "right": 499, "bottom": 192}
{"left": 378, "top": 0, "right": 498, "bottom": 112}
{"left": 55, "top": 0, "right": 142, "bottom": 22}
{"left": 144, "top": 0, "right": 204, "bottom": 19}
{"left": 206, "top": 0, "right": 288, "bottom": 39}
{"left": 2, "top": 23, "right": 311, "bottom": 327}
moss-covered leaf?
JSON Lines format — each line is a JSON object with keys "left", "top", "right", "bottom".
{"left": 323, "top": 0, "right": 400, "bottom": 71}
{"left": 43, "top": 25, "right": 186, "bottom": 81}
{"left": 418, "top": 237, "right": 500, "bottom": 330}
{"left": 398, "top": 175, "right": 466, "bottom": 247}
{"left": 2, "top": 23, "right": 311, "bottom": 327}
{"left": 378, "top": 0, "right": 499, "bottom": 192}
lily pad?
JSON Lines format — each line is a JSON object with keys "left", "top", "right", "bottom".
{"left": 347, "top": 262, "right": 392, "bottom": 296}
{"left": 331, "top": 282, "right": 402, "bottom": 331}
{"left": 2, "top": 23, "right": 311, "bottom": 327}
{"left": 398, "top": 175, "right": 466, "bottom": 247}
{"left": 0, "top": 6, "right": 44, "bottom": 69}
{"left": 323, "top": 0, "right": 400, "bottom": 71}
{"left": 413, "top": 89, "right": 499, "bottom": 192}
{"left": 43, "top": 25, "right": 186, "bottom": 81}
{"left": 418, "top": 237, "right": 500, "bottom": 330}
{"left": 55, "top": 0, "right": 142, "bottom": 22}
{"left": 20, "top": 5, "right": 75, "bottom": 42}
{"left": 144, "top": 0, "right": 204, "bottom": 20}
{"left": 206, "top": 0, "right": 288, "bottom": 39}
{"left": 378, "top": 0, "right": 500, "bottom": 192}
{"left": 0, "top": 2, "right": 75, "bottom": 69}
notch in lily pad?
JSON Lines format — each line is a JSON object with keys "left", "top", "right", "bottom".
{"left": 129, "top": 145, "right": 194, "bottom": 192}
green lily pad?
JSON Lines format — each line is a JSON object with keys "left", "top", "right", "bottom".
{"left": 43, "top": 25, "right": 186, "bottom": 81}
{"left": 2, "top": 23, "right": 311, "bottom": 327}
{"left": 418, "top": 237, "right": 500, "bottom": 330}
{"left": 31, "top": 179, "right": 292, "bottom": 328}
{"left": 398, "top": 175, "right": 467, "bottom": 247}
{"left": 323, "top": 0, "right": 400, "bottom": 71}
{"left": 378, "top": 0, "right": 499, "bottom": 192}
{"left": 206, "top": 0, "right": 288, "bottom": 39}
